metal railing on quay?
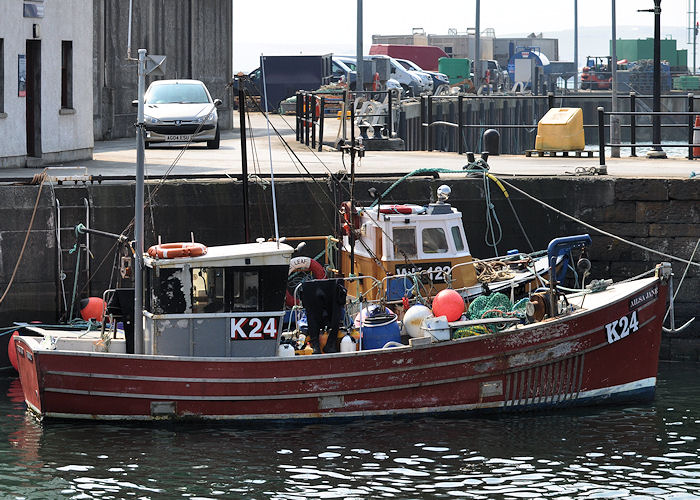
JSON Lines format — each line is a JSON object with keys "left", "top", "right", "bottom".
{"left": 597, "top": 93, "right": 698, "bottom": 166}
{"left": 418, "top": 92, "right": 698, "bottom": 155}
{"left": 296, "top": 89, "right": 397, "bottom": 151}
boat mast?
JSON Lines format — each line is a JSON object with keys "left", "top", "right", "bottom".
{"left": 133, "top": 48, "right": 146, "bottom": 354}
{"left": 237, "top": 75, "right": 251, "bottom": 243}
{"left": 260, "top": 55, "right": 281, "bottom": 245}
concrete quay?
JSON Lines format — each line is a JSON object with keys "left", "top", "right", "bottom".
{"left": 0, "top": 112, "right": 697, "bottom": 181}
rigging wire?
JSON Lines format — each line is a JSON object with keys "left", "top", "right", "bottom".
{"left": 497, "top": 176, "right": 700, "bottom": 269}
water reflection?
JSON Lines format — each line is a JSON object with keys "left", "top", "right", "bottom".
{"left": 1, "top": 362, "right": 698, "bottom": 499}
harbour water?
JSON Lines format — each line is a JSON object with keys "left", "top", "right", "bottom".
{"left": 1, "top": 362, "right": 698, "bottom": 499}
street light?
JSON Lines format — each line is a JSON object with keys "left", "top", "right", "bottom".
{"left": 640, "top": 0, "right": 667, "bottom": 158}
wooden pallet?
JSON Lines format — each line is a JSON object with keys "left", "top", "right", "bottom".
{"left": 525, "top": 150, "right": 597, "bottom": 158}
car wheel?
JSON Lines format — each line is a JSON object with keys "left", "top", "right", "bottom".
{"left": 207, "top": 127, "right": 220, "bottom": 149}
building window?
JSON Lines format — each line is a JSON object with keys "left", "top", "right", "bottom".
{"left": 61, "top": 41, "right": 73, "bottom": 109}
{"left": 0, "top": 39, "right": 4, "bottom": 113}
{"left": 444, "top": 46, "right": 453, "bottom": 55}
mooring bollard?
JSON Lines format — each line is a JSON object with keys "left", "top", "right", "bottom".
{"left": 483, "top": 129, "right": 500, "bottom": 156}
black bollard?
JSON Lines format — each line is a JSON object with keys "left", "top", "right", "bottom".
{"left": 483, "top": 129, "right": 500, "bottom": 156}
{"left": 359, "top": 124, "right": 370, "bottom": 140}
{"left": 372, "top": 124, "right": 384, "bottom": 139}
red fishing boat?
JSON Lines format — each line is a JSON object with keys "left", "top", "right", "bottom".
{"left": 13, "top": 236, "right": 671, "bottom": 421}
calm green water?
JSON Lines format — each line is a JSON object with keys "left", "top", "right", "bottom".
{"left": 1, "top": 362, "right": 698, "bottom": 499}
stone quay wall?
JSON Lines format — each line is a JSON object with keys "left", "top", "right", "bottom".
{"left": 0, "top": 176, "right": 697, "bottom": 361}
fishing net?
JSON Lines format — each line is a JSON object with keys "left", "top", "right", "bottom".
{"left": 453, "top": 293, "right": 529, "bottom": 338}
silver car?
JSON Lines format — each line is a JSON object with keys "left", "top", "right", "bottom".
{"left": 140, "top": 79, "right": 222, "bottom": 149}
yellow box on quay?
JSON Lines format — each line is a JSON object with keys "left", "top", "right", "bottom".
{"left": 534, "top": 108, "right": 585, "bottom": 151}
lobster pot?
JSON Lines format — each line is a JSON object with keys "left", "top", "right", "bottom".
{"left": 362, "top": 313, "right": 401, "bottom": 350}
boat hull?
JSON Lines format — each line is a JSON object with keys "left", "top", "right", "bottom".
{"left": 14, "top": 278, "right": 666, "bottom": 421}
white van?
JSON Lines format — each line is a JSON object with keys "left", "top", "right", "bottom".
{"left": 335, "top": 55, "right": 428, "bottom": 96}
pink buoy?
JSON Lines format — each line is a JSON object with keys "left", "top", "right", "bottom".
{"left": 432, "top": 289, "right": 465, "bottom": 322}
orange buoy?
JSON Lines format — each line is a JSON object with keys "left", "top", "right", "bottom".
{"left": 693, "top": 115, "right": 700, "bottom": 158}
{"left": 80, "top": 297, "right": 105, "bottom": 322}
{"left": 147, "top": 242, "right": 208, "bottom": 259}
{"left": 7, "top": 331, "right": 19, "bottom": 372}
{"left": 432, "top": 289, "right": 465, "bottom": 322}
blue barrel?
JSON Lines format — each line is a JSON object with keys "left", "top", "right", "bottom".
{"left": 362, "top": 313, "right": 401, "bottom": 350}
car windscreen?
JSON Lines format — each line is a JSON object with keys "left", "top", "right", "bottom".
{"left": 146, "top": 83, "right": 210, "bottom": 104}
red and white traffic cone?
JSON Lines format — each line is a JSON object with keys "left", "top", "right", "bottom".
{"left": 694, "top": 115, "right": 700, "bottom": 158}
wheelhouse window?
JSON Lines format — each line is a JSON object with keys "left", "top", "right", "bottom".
{"left": 422, "top": 228, "right": 448, "bottom": 254}
{"left": 392, "top": 227, "right": 417, "bottom": 258}
{"left": 192, "top": 267, "right": 259, "bottom": 313}
{"left": 451, "top": 226, "right": 464, "bottom": 251}
{"left": 61, "top": 41, "right": 73, "bottom": 109}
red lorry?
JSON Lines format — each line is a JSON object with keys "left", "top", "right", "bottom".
{"left": 369, "top": 44, "right": 448, "bottom": 72}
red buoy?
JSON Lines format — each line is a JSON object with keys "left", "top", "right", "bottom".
{"left": 432, "top": 289, "right": 465, "bottom": 322}
{"left": 80, "top": 297, "right": 105, "bottom": 322}
{"left": 7, "top": 331, "right": 19, "bottom": 372}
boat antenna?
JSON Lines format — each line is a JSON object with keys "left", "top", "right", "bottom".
{"left": 260, "top": 54, "right": 281, "bottom": 246}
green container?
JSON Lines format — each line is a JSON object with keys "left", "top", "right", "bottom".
{"left": 438, "top": 57, "right": 472, "bottom": 85}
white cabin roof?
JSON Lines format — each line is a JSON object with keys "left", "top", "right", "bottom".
{"left": 144, "top": 241, "right": 294, "bottom": 268}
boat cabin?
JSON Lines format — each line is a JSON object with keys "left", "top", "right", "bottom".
{"left": 143, "top": 241, "right": 293, "bottom": 357}
{"left": 340, "top": 200, "right": 478, "bottom": 300}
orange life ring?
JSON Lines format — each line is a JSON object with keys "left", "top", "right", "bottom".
{"left": 372, "top": 72, "right": 380, "bottom": 91}
{"left": 340, "top": 201, "right": 361, "bottom": 236}
{"left": 379, "top": 204, "right": 417, "bottom": 215}
{"left": 147, "top": 242, "right": 208, "bottom": 259}
{"left": 285, "top": 256, "right": 326, "bottom": 307}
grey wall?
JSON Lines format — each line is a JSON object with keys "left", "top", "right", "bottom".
{"left": 93, "top": 0, "right": 233, "bottom": 140}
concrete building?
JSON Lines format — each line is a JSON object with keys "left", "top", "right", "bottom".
{"left": 0, "top": 0, "right": 94, "bottom": 168}
{"left": 0, "top": 1, "right": 233, "bottom": 168}
{"left": 93, "top": 0, "right": 233, "bottom": 141}
{"left": 372, "top": 29, "right": 559, "bottom": 70}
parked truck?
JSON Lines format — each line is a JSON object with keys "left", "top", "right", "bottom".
{"left": 237, "top": 54, "right": 333, "bottom": 112}
{"left": 369, "top": 44, "right": 448, "bottom": 72}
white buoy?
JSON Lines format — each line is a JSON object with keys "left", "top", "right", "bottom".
{"left": 402, "top": 304, "right": 433, "bottom": 338}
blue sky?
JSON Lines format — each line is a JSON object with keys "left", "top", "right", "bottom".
{"left": 233, "top": 0, "right": 693, "bottom": 71}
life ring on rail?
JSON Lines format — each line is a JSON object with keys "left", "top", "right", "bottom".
{"left": 379, "top": 204, "right": 418, "bottom": 215}
{"left": 147, "top": 242, "right": 208, "bottom": 259}
{"left": 340, "top": 201, "right": 361, "bottom": 236}
{"left": 372, "top": 72, "right": 380, "bottom": 91}
{"left": 285, "top": 256, "right": 326, "bottom": 307}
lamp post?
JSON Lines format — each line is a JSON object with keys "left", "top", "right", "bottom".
{"left": 644, "top": 0, "right": 667, "bottom": 158}
{"left": 611, "top": 0, "right": 620, "bottom": 158}
{"left": 356, "top": 0, "right": 363, "bottom": 92}
{"left": 475, "top": 0, "right": 481, "bottom": 90}
{"left": 574, "top": 0, "right": 579, "bottom": 91}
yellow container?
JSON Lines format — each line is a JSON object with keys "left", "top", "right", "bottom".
{"left": 534, "top": 108, "right": 585, "bottom": 151}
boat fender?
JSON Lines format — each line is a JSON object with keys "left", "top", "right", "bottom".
{"left": 284, "top": 257, "right": 327, "bottom": 307}
{"left": 147, "top": 242, "right": 207, "bottom": 259}
{"left": 372, "top": 72, "right": 380, "bottom": 91}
